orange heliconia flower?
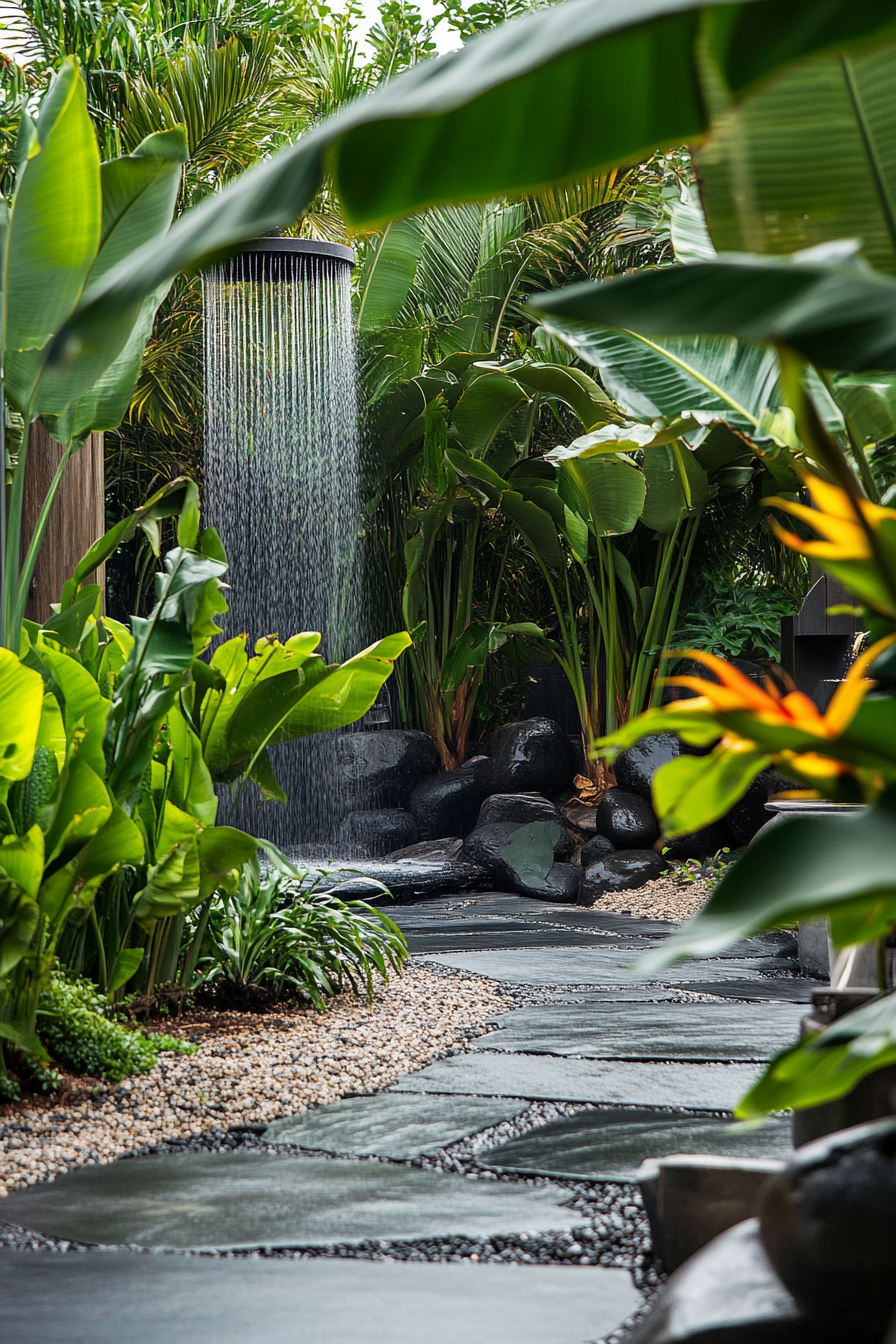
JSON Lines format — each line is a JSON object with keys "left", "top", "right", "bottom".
{"left": 667, "top": 638, "right": 892, "bottom": 743}
{"left": 767, "top": 475, "right": 896, "bottom": 562}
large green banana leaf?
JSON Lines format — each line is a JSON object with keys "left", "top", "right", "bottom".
{"left": 530, "top": 249, "right": 896, "bottom": 373}
{"left": 0, "top": 652, "right": 44, "bottom": 787}
{"left": 49, "top": 1, "right": 896, "bottom": 398}
{"left": 698, "top": 45, "right": 896, "bottom": 275}
{"left": 356, "top": 219, "right": 424, "bottom": 333}
{"left": 541, "top": 326, "right": 781, "bottom": 435}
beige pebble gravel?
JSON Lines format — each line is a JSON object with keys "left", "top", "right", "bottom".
{"left": 0, "top": 963, "right": 503, "bottom": 1199}
{"left": 586, "top": 874, "right": 712, "bottom": 923}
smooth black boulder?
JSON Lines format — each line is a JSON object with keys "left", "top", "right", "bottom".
{"left": 463, "top": 820, "right": 574, "bottom": 882}
{"left": 612, "top": 732, "right": 681, "bottom": 801}
{"left": 477, "top": 792, "right": 562, "bottom": 829}
{"left": 580, "top": 850, "right": 664, "bottom": 906}
{"left": 486, "top": 718, "right": 578, "bottom": 796}
{"left": 725, "top": 776, "right": 772, "bottom": 845}
{"left": 661, "top": 821, "right": 730, "bottom": 860}
{"left": 759, "top": 1116, "right": 896, "bottom": 1344}
{"left": 337, "top": 809, "right": 418, "bottom": 858}
{"left": 408, "top": 770, "right": 487, "bottom": 840}
{"left": 594, "top": 788, "right": 659, "bottom": 848}
{"left": 580, "top": 834, "right": 616, "bottom": 866}
{"left": 510, "top": 861, "right": 581, "bottom": 904}
{"left": 338, "top": 730, "right": 439, "bottom": 808}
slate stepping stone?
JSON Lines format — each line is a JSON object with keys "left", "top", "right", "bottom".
{"left": 480, "top": 1109, "right": 794, "bottom": 1182}
{"left": 679, "top": 979, "right": 819, "bottom": 1003}
{"left": 391, "top": 1055, "right": 761, "bottom": 1110}
{"left": 391, "top": 916, "right": 543, "bottom": 935}
{"left": 1, "top": 1152, "right": 582, "bottom": 1251}
{"left": 407, "top": 929, "right": 647, "bottom": 953}
{"left": 420, "top": 947, "right": 797, "bottom": 987}
{"left": 475, "top": 1002, "right": 805, "bottom": 1062}
{"left": 519, "top": 911, "right": 680, "bottom": 939}
{"left": 264, "top": 1094, "right": 526, "bottom": 1158}
{"left": 395, "top": 895, "right": 565, "bottom": 917}
{"left": 0, "top": 1251, "right": 641, "bottom": 1344}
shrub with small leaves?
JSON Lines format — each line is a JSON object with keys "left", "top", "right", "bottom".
{"left": 37, "top": 975, "right": 194, "bottom": 1083}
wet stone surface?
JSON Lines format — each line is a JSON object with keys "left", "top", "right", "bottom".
{"left": 417, "top": 947, "right": 799, "bottom": 987}
{"left": 390, "top": 1055, "right": 762, "bottom": 1110}
{"left": 474, "top": 1001, "right": 806, "bottom": 1062}
{"left": 480, "top": 1109, "right": 794, "bottom": 1183}
{"left": 263, "top": 1094, "right": 528, "bottom": 1159}
{"left": 0, "top": 1251, "right": 642, "bottom": 1344}
{"left": 0, "top": 1149, "right": 587, "bottom": 1251}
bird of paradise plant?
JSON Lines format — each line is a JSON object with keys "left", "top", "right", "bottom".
{"left": 598, "top": 444, "right": 896, "bottom": 1122}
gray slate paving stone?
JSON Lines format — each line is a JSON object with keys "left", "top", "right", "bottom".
{"left": 481, "top": 1110, "right": 794, "bottom": 1182}
{"left": 395, "top": 894, "right": 565, "bottom": 917}
{"left": 420, "top": 947, "right": 798, "bottom": 987}
{"left": 391, "top": 1055, "right": 761, "bottom": 1110}
{"left": 518, "top": 912, "right": 680, "bottom": 939}
{"left": 264, "top": 1094, "right": 528, "bottom": 1158}
{"left": 407, "top": 929, "right": 649, "bottom": 953}
{"left": 0, "top": 1251, "right": 641, "bottom": 1344}
{"left": 679, "top": 979, "right": 819, "bottom": 1003}
{"left": 1, "top": 1152, "right": 583, "bottom": 1251}
{"left": 475, "top": 1002, "right": 805, "bottom": 1062}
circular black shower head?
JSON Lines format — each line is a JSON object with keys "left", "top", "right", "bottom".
{"left": 222, "top": 236, "right": 355, "bottom": 280}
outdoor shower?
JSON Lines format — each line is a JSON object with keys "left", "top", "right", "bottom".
{"left": 202, "top": 237, "right": 363, "bottom": 851}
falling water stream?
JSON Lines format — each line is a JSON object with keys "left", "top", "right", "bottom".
{"left": 203, "top": 243, "right": 363, "bottom": 852}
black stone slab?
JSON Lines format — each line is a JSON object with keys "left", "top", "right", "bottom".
{"left": 396, "top": 895, "right": 575, "bottom": 917}
{"left": 0, "top": 1252, "right": 640, "bottom": 1344}
{"left": 519, "top": 911, "right": 680, "bottom": 939}
{"left": 264, "top": 1094, "right": 526, "bottom": 1158}
{"left": 476, "top": 1002, "right": 804, "bottom": 1062}
{"left": 392, "top": 916, "right": 544, "bottom": 934}
{"left": 481, "top": 1110, "right": 793, "bottom": 1182}
{"left": 391, "top": 1055, "right": 760, "bottom": 1109}
{"left": 1, "top": 1152, "right": 582, "bottom": 1251}
{"left": 421, "top": 948, "right": 799, "bottom": 987}
{"left": 679, "top": 979, "right": 819, "bottom": 1003}
{"left": 408, "top": 930, "right": 649, "bottom": 953}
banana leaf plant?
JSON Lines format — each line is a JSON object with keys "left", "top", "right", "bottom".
{"left": 0, "top": 479, "right": 408, "bottom": 1086}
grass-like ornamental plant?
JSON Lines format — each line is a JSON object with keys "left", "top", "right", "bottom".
{"left": 36, "top": 973, "right": 194, "bottom": 1085}
{"left": 195, "top": 857, "right": 407, "bottom": 1011}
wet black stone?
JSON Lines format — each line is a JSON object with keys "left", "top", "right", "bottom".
{"left": 462, "top": 822, "right": 527, "bottom": 879}
{"left": 337, "top": 809, "right": 418, "bottom": 858}
{"left": 307, "top": 858, "right": 488, "bottom": 902}
{"left": 476, "top": 793, "right": 562, "bottom": 829}
{"left": 338, "top": 730, "right": 439, "bottom": 808}
{"left": 661, "top": 822, "right": 730, "bottom": 860}
{"left": 579, "top": 851, "right": 664, "bottom": 906}
{"left": 630, "top": 1219, "right": 815, "bottom": 1343}
{"left": 408, "top": 770, "right": 487, "bottom": 840}
{"left": 508, "top": 861, "right": 581, "bottom": 904}
{"left": 485, "top": 719, "right": 578, "bottom": 797}
{"left": 580, "top": 834, "right": 616, "bottom": 866}
{"left": 759, "top": 1116, "right": 896, "bottom": 1344}
{"left": 725, "top": 777, "right": 773, "bottom": 845}
{"left": 594, "top": 788, "right": 659, "bottom": 848}
{"left": 383, "top": 838, "right": 463, "bottom": 862}
{"left": 612, "top": 733, "right": 681, "bottom": 801}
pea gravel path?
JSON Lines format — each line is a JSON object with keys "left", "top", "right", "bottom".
{"left": 0, "top": 963, "right": 503, "bottom": 1197}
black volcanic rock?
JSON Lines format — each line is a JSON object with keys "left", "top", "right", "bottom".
{"left": 486, "top": 718, "right": 578, "bottom": 796}
{"left": 580, "top": 850, "right": 664, "bottom": 906}
{"left": 336, "top": 808, "right": 418, "bottom": 858}
{"left": 476, "top": 792, "right": 563, "bottom": 828}
{"left": 338, "top": 730, "right": 439, "bottom": 808}
{"left": 594, "top": 788, "right": 659, "bottom": 848}
{"left": 408, "top": 769, "right": 487, "bottom": 840}
{"left": 725, "top": 776, "right": 773, "bottom": 845}
{"left": 579, "top": 834, "right": 616, "bottom": 867}
{"left": 612, "top": 732, "right": 682, "bottom": 801}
